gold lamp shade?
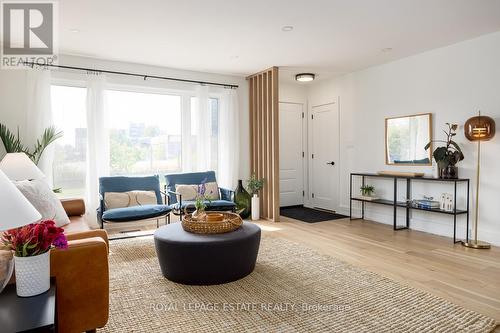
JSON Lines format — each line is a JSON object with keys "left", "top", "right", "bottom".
{"left": 464, "top": 114, "right": 495, "bottom": 141}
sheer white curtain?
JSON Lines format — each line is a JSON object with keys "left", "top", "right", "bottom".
{"left": 218, "top": 88, "right": 240, "bottom": 189}
{"left": 195, "top": 85, "right": 211, "bottom": 171}
{"left": 85, "top": 74, "right": 109, "bottom": 221}
{"left": 26, "top": 69, "right": 54, "bottom": 186}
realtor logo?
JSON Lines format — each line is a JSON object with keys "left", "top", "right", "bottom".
{"left": 1, "top": 1, "right": 58, "bottom": 68}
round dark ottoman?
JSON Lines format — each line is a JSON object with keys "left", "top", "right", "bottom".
{"left": 154, "top": 222, "right": 261, "bottom": 285}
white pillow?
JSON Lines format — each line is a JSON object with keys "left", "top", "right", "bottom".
{"left": 175, "top": 182, "right": 219, "bottom": 201}
{"left": 15, "top": 180, "right": 70, "bottom": 227}
{"left": 104, "top": 191, "right": 157, "bottom": 210}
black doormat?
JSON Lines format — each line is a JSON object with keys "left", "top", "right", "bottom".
{"left": 280, "top": 206, "right": 348, "bottom": 223}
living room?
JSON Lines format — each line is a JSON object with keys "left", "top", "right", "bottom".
{"left": 1, "top": 1, "right": 500, "bottom": 332}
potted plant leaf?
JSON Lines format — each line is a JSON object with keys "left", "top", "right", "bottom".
{"left": 424, "top": 123, "right": 464, "bottom": 179}
{"left": 359, "top": 185, "right": 377, "bottom": 201}
{"left": 247, "top": 174, "right": 265, "bottom": 221}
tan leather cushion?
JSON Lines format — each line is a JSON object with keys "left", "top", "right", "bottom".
{"left": 175, "top": 182, "right": 219, "bottom": 201}
{"left": 63, "top": 215, "right": 91, "bottom": 234}
{"left": 104, "top": 191, "right": 157, "bottom": 210}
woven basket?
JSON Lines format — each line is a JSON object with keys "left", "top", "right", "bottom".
{"left": 182, "top": 212, "right": 243, "bottom": 234}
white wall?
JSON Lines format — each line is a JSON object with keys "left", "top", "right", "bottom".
{"left": 0, "top": 55, "right": 250, "bottom": 180}
{"left": 308, "top": 31, "right": 500, "bottom": 245}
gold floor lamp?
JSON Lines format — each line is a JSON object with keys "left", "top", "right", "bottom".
{"left": 462, "top": 111, "right": 495, "bottom": 249}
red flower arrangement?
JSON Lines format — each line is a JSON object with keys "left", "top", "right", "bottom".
{"left": 2, "top": 220, "right": 68, "bottom": 257}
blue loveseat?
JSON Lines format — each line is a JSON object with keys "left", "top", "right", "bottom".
{"left": 98, "top": 175, "right": 172, "bottom": 228}
{"left": 165, "top": 171, "right": 236, "bottom": 217}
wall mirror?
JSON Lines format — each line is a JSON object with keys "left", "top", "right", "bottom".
{"left": 385, "top": 113, "right": 432, "bottom": 165}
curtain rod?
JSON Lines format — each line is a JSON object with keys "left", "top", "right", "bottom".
{"left": 22, "top": 62, "right": 239, "bottom": 89}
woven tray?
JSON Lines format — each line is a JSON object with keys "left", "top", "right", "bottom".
{"left": 182, "top": 212, "right": 243, "bottom": 234}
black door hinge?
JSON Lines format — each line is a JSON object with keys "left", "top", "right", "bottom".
{"left": 311, "top": 114, "right": 314, "bottom": 120}
{"left": 311, "top": 154, "right": 314, "bottom": 159}
{"left": 302, "top": 112, "right": 304, "bottom": 119}
{"left": 302, "top": 190, "right": 305, "bottom": 197}
{"left": 312, "top": 193, "right": 315, "bottom": 198}
{"left": 302, "top": 151, "right": 304, "bottom": 158}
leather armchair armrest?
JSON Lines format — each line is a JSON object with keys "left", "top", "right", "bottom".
{"left": 61, "top": 198, "right": 86, "bottom": 217}
{"left": 66, "top": 229, "right": 109, "bottom": 250}
{"left": 50, "top": 237, "right": 109, "bottom": 333}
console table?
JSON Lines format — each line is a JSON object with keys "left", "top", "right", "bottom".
{"left": 349, "top": 173, "right": 470, "bottom": 243}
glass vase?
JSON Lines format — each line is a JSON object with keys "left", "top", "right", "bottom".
{"left": 235, "top": 179, "right": 251, "bottom": 219}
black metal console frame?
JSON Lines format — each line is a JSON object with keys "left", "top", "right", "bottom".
{"left": 349, "top": 173, "right": 470, "bottom": 243}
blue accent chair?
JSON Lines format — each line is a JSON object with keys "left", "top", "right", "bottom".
{"left": 98, "top": 175, "right": 172, "bottom": 229}
{"left": 165, "top": 171, "right": 236, "bottom": 218}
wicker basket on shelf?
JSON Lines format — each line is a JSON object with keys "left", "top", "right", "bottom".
{"left": 182, "top": 212, "right": 243, "bottom": 234}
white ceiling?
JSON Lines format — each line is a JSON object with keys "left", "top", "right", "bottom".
{"left": 53, "top": 0, "right": 500, "bottom": 80}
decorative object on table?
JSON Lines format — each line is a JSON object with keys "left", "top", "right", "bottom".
{"left": 377, "top": 171, "right": 425, "bottom": 177}
{"left": 192, "top": 182, "right": 210, "bottom": 220}
{"left": 443, "top": 194, "right": 454, "bottom": 212}
{"left": 462, "top": 111, "right": 495, "bottom": 249}
{"left": 412, "top": 197, "right": 440, "bottom": 210}
{"left": 234, "top": 179, "right": 251, "bottom": 219}
{"left": 425, "top": 123, "right": 464, "bottom": 179}
{"left": 247, "top": 174, "right": 265, "bottom": 221}
{"left": 439, "top": 193, "right": 447, "bottom": 211}
{"left": 181, "top": 212, "right": 243, "bottom": 234}
{"left": 0, "top": 124, "right": 62, "bottom": 165}
{"left": 0, "top": 170, "right": 42, "bottom": 295}
{"left": 359, "top": 185, "right": 378, "bottom": 201}
{"left": 385, "top": 113, "right": 432, "bottom": 165}
{"left": 2, "top": 220, "right": 67, "bottom": 297}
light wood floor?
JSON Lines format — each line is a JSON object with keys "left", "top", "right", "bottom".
{"left": 106, "top": 215, "right": 500, "bottom": 327}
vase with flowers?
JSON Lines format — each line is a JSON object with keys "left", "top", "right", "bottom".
{"left": 192, "top": 183, "right": 211, "bottom": 220}
{"left": 2, "top": 220, "right": 67, "bottom": 297}
{"left": 247, "top": 174, "right": 265, "bottom": 221}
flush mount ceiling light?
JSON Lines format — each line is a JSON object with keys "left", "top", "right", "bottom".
{"left": 69, "top": 29, "right": 80, "bottom": 33}
{"left": 381, "top": 47, "right": 393, "bottom": 52}
{"left": 281, "top": 25, "right": 294, "bottom": 32}
{"left": 295, "top": 73, "right": 315, "bottom": 82}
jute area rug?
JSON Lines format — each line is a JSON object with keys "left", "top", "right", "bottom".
{"left": 99, "top": 236, "right": 497, "bottom": 333}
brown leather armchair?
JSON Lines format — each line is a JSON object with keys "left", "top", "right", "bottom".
{"left": 52, "top": 198, "right": 109, "bottom": 333}
{"left": 51, "top": 199, "right": 110, "bottom": 333}
{"left": 4, "top": 199, "right": 109, "bottom": 333}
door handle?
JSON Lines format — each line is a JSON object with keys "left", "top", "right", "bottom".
{"left": 326, "top": 161, "right": 335, "bottom": 166}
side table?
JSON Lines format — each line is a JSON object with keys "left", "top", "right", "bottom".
{"left": 0, "top": 280, "right": 56, "bottom": 332}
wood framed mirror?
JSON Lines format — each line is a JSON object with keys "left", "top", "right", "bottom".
{"left": 385, "top": 113, "right": 432, "bottom": 166}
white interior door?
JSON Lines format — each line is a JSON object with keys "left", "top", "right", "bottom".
{"left": 279, "top": 102, "right": 304, "bottom": 207}
{"left": 310, "top": 102, "right": 339, "bottom": 211}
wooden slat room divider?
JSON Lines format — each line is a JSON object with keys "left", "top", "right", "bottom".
{"left": 247, "top": 67, "right": 280, "bottom": 221}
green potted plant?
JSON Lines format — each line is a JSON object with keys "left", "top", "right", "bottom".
{"left": 247, "top": 174, "right": 265, "bottom": 221}
{"left": 424, "top": 123, "right": 464, "bottom": 179}
{"left": 360, "top": 185, "right": 376, "bottom": 200}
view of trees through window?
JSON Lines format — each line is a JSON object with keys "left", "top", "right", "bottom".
{"left": 107, "top": 90, "right": 182, "bottom": 177}
{"left": 51, "top": 84, "right": 219, "bottom": 198}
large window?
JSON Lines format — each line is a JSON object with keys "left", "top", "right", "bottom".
{"left": 51, "top": 84, "right": 220, "bottom": 197}
{"left": 106, "top": 90, "right": 182, "bottom": 176}
{"left": 51, "top": 85, "right": 87, "bottom": 198}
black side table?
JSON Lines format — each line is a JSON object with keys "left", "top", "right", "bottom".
{"left": 0, "top": 281, "right": 56, "bottom": 332}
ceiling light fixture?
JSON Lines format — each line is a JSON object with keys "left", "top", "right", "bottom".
{"left": 295, "top": 73, "right": 315, "bottom": 82}
{"left": 281, "top": 25, "right": 294, "bottom": 32}
{"left": 381, "top": 47, "right": 393, "bottom": 52}
{"left": 70, "top": 29, "right": 80, "bottom": 33}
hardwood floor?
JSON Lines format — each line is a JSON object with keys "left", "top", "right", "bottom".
{"left": 106, "top": 215, "right": 500, "bottom": 328}
{"left": 262, "top": 216, "right": 500, "bottom": 326}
